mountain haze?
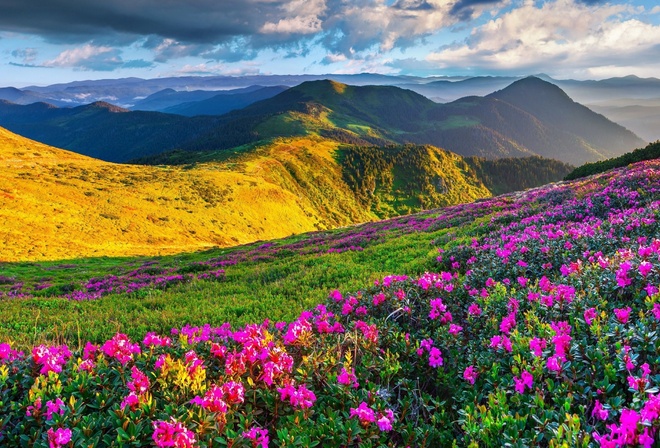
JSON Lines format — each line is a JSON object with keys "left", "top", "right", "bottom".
{"left": 0, "top": 77, "right": 644, "bottom": 165}
{"left": 163, "top": 86, "right": 288, "bottom": 116}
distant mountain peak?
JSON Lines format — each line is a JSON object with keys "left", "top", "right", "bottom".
{"left": 294, "top": 79, "right": 348, "bottom": 95}
{"left": 86, "top": 101, "right": 129, "bottom": 113}
{"left": 489, "top": 76, "right": 572, "bottom": 102}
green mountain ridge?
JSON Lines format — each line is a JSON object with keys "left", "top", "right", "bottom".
{"left": 182, "top": 77, "right": 644, "bottom": 165}
{"left": 0, "top": 77, "right": 644, "bottom": 165}
{"left": 0, "top": 100, "right": 222, "bottom": 162}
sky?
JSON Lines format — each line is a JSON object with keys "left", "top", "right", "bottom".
{"left": 0, "top": 0, "right": 659, "bottom": 87}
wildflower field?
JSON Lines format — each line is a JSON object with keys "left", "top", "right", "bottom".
{"left": 2, "top": 159, "right": 660, "bottom": 446}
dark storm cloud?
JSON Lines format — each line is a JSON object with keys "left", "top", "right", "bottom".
{"left": 0, "top": 0, "right": 285, "bottom": 44}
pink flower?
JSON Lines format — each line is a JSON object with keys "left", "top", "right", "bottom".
{"left": 499, "top": 312, "right": 516, "bottom": 334}
{"left": 501, "top": 336, "right": 512, "bottom": 352}
{"left": 277, "top": 383, "right": 316, "bottom": 409}
{"left": 377, "top": 409, "right": 395, "bottom": 432}
{"left": 47, "top": 427, "right": 71, "bottom": 448}
{"left": 429, "top": 298, "right": 447, "bottom": 320}
{"left": 0, "top": 342, "right": 21, "bottom": 363}
{"left": 329, "top": 289, "right": 343, "bottom": 302}
{"left": 191, "top": 385, "right": 228, "bottom": 413}
{"left": 45, "top": 398, "right": 66, "bottom": 420}
{"left": 373, "top": 293, "right": 387, "bottom": 306}
{"left": 152, "top": 419, "right": 197, "bottom": 447}
{"left": 222, "top": 381, "right": 245, "bottom": 405}
{"left": 32, "top": 345, "right": 72, "bottom": 375}
{"left": 337, "top": 367, "right": 359, "bottom": 388}
{"left": 121, "top": 392, "right": 141, "bottom": 411}
{"left": 448, "top": 324, "right": 463, "bottom": 335}
{"left": 210, "top": 343, "right": 227, "bottom": 359}
{"left": 143, "top": 332, "right": 172, "bottom": 347}
{"left": 614, "top": 307, "right": 632, "bottom": 324}
{"left": 355, "top": 321, "right": 378, "bottom": 344}
{"left": 584, "top": 307, "right": 597, "bottom": 325}
{"left": 463, "top": 366, "right": 478, "bottom": 385}
{"left": 82, "top": 342, "right": 99, "bottom": 360}
{"left": 127, "top": 366, "right": 150, "bottom": 394}
{"left": 616, "top": 261, "right": 633, "bottom": 288}
{"left": 490, "top": 335, "right": 512, "bottom": 353}
{"left": 350, "top": 402, "right": 376, "bottom": 425}
{"left": 639, "top": 261, "right": 653, "bottom": 277}
{"left": 529, "top": 338, "right": 546, "bottom": 357}
{"left": 78, "top": 359, "right": 95, "bottom": 372}
{"left": 592, "top": 400, "right": 609, "bottom": 421}
{"left": 468, "top": 303, "right": 482, "bottom": 316}
{"left": 428, "top": 347, "right": 443, "bottom": 368}
{"left": 102, "top": 333, "right": 140, "bottom": 365}
{"left": 283, "top": 318, "right": 313, "bottom": 345}
{"left": 547, "top": 356, "right": 562, "bottom": 373}
{"left": 242, "top": 426, "right": 269, "bottom": 448}
{"left": 513, "top": 371, "right": 533, "bottom": 394}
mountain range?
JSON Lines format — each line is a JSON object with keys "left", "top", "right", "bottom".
{"left": 0, "top": 77, "right": 645, "bottom": 166}
{"left": 5, "top": 73, "right": 659, "bottom": 107}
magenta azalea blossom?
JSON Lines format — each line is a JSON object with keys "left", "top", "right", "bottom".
{"left": 463, "top": 365, "right": 478, "bottom": 385}
{"left": 47, "top": 428, "right": 71, "bottom": 448}
{"left": 152, "top": 418, "right": 197, "bottom": 448}
{"left": 614, "top": 307, "right": 632, "bottom": 324}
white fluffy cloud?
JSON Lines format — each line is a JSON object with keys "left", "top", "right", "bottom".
{"left": 260, "top": 0, "right": 326, "bottom": 35}
{"left": 42, "top": 44, "right": 152, "bottom": 71}
{"left": 426, "top": 0, "right": 660, "bottom": 75}
{"left": 43, "top": 44, "right": 118, "bottom": 68}
{"left": 323, "top": 0, "right": 464, "bottom": 54}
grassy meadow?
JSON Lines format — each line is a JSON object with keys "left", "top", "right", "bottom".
{"left": 2, "top": 158, "right": 660, "bottom": 446}
{"left": 0, "top": 203, "right": 481, "bottom": 349}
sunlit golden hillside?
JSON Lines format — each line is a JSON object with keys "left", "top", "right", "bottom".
{"left": 0, "top": 127, "right": 492, "bottom": 261}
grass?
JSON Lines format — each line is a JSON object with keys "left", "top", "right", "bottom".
{"left": 0, "top": 205, "right": 486, "bottom": 350}
{"left": 437, "top": 116, "right": 481, "bottom": 130}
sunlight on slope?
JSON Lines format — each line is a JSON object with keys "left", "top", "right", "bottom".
{"left": 0, "top": 129, "right": 336, "bottom": 261}
{"left": 0, "top": 128, "right": 492, "bottom": 262}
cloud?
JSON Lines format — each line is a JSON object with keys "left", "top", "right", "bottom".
{"left": 450, "top": 0, "right": 505, "bottom": 20}
{"left": 11, "top": 48, "right": 37, "bottom": 64}
{"left": 0, "top": 0, "right": 504, "bottom": 67}
{"left": 168, "top": 62, "right": 262, "bottom": 77}
{"left": 260, "top": 0, "right": 326, "bottom": 35}
{"left": 321, "top": 0, "right": 455, "bottom": 55}
{"left": 426, "top": 0, "right": 660, "bottom": 76}
{"left": 42, "top": 44, "right": 154, "bottom": 71}
{"left": 320, "top": 53, "right": 347, "bottom": 65}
